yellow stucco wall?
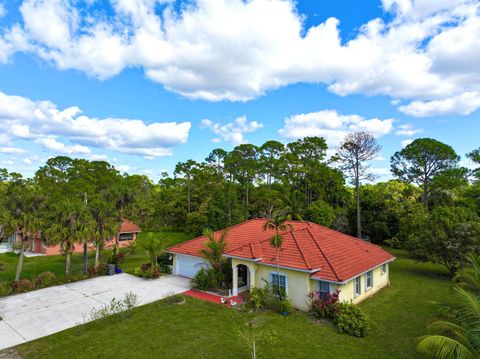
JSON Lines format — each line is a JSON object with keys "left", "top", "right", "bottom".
{"left": 232, "top": 258, "right": 390, "bottom": 310}
{"left": 335, "top": 264, "right": 390, "bottom": 304}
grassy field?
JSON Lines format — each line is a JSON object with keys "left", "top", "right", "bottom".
{"left": 14, "top": 249, "right": 456, "bottom": 359}
{"left": 0, "top": 231, "right": 190, "bottom": 283}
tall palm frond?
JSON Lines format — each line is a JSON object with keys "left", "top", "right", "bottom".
{"left": 416, "top": 281, "right": 480, "bottom": 359}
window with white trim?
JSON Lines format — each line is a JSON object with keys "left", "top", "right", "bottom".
{"left": 270, "top": 273, "right": 287, "bottom": 296}
{"left": 381, "top": 263, "right": 387, "bottom": 275}
{"left": 317, "top": 281, "right": 330, "bottom": 300}
{"left": 354, "top": 276, "right": 361, "bottom": 296}
{"left": 366, "top": 270, "right": 373, "bottom": 289}
{"left": 119, "top": 233, "right": 134, "bottom": 241}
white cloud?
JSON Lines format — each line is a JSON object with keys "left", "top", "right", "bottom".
{"left": 0, "top": 147, "right": 28, "bottom": 154}
{"left": 398, "top": 92, "right": 480, "bottom": 117}
{"left": 201, "top": 116, "right": 263, "bottom": 145}
{"left": 401, "top": 138, "right": 414, "bottom": 147}
{"left": 395, "top": 124, "right": 423, "bottom": 136}
{"left": 279, "top": 110, "right": 394, "bottom": 147}
{"left": 0, "top": 91, "right": 191, "bottom": 157}
{"left": 0, "top": 0, "right": 478, "bottom": 115}
{"left": 35, "top": 137, "right": 91, "bottom": 154}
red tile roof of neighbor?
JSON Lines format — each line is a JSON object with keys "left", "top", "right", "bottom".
{"left": 119, "top": 219, "right": 141, "bottom": 233}
{"left": 168, "top": 219, "right": 395, "bottom": 283}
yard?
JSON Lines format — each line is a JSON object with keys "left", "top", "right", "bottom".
{"left": 0, "top": 231, "right": 190, "bottom": 284}
{"left": 11, "top": 249, "right": 457, "bottom": 359}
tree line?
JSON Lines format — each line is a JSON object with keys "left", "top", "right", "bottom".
{"left": 1, "top": 135, "right": 480, "bottom": 277}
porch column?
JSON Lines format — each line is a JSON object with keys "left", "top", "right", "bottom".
{"left": 249, "top": 267, "right": 256, "bottom": 290}
{"left": 232, "top": 265, "right": 238, "bottom": 296}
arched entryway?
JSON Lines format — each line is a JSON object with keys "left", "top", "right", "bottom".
{"left": 237, "top": 264, "right": 249, "bottom": 289}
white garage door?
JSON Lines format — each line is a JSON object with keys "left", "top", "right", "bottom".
{"left": 175, "top": 254, "right": 209, "bottom": 278}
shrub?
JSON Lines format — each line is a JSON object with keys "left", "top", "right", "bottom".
{"left": 12, "top": 279, "right": 34, "bottom": 293}
{"left": 157, "top": 252, "right": 173, "bottom": 274}
{"left": 163, "top": 292, "right": 184, "bottom": 305}
{"left": 135, "top": 262, "right": 161, "bottom": 279}
{"left": 89, "top": 291, "right": 139, "bottom": 322}
{"left": 34, "top": 272, "right": 58, "bottom": 288}
{"left": 88, "top": 263, "right": 108, "bottom": 277}
{"left": 308, "top": 289, "right": 341, "bottom": 319}
{"left": 334, "top": 302, "right": 371, "bottom": 337}
{"left": 0, "top": 281, "right": 11, "bottom": 297}
{"left": 245, "top": 283, "right": 292, "bottom": 314}
{"left": 126, "top": 240, "right": 137, "bottom": 255}
{"left": 192, "top": 268, "right": 219, "bottom": 290}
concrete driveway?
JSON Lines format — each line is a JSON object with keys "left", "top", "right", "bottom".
{"left": 0, "top": 274, "right": 191, "bottom": 350}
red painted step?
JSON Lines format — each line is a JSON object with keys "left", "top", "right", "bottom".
{"left": 183, "top": 289, "right": 244, "bottom": 307}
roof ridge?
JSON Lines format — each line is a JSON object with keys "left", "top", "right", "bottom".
{"left": 290, "top": 230, "right": 312, "bottom": 270}
{"left": 307, "top": 226, "right": 340, "bottom": 281}
{"left": 172, "top": 218, "right": 265, "bottom": 250}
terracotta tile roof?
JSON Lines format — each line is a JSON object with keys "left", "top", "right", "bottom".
{"left": 168, "top": 219, "right": 395, "bottom": 282}
{"left": 119, "top": 219, "right": 141, "bottom": 233}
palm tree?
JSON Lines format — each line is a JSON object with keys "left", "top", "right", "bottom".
{"left": 90, "top": 201, "right": 120, "bottom": 269}
{"left": 282, "top": 192, "right": 303, "bottom": 221}
{"left": 140, "top": 233, "right": 165, "bottom": 268}
{"left": 263, "top": 215, "right": 293, "bottom": 300}
{"left": 3, "top": 176, "right": 44, "bottom": 282}
{"left": 454, "top": 254, "right": 480, "bottom": 296}
{"left": 416, "top": 255, "right": 480, "bottom": 359}
{"left": 45, "top": 199, "right": 93, "bottom": 275}
{"left": 200, "top": 229, "right": 229, "bottom": 274}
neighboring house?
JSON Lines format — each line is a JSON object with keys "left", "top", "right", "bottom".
{"left": 6, "top": 219, "right": 141, "bottom": 255}
{"left": 168, "top": 219, "right": 395, "bottom": 310}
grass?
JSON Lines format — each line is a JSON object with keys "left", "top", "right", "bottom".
{"left": 14, "top": 248, "right": 457, "bottom": 359}
{"left": 0, "top": 231, "right": 190, "bottom": 284}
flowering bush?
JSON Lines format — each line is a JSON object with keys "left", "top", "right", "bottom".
{"left": 308, "top": 289, "right": 371, "bottom": 337}
{"left": 308, "top": 289, "right": 341, "bottom": 319}
{"left": 34, "top": 272, "right": 58, "bottom": 288}
{"left": 12, "top": 279, "right": 34, "bottom": 293}
{"left": 134, "top": 262, "right": 161, "bottom": 279}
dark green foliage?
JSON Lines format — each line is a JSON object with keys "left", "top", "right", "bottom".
{"left": 135, "top": 262, "right": 161, "bottom": 279}
{"left": 157, "top": 252, "right": 173, "bottom": 274}
{"left": 245, "top": 283, "right": 292, "bottom": 314}
{"left": 12, "top": 278, "right": 34, "bottom": 293}
{"left": 305, "top": 200, "right": 335, "bottom": 227}
{"left": 34, "top": 271, "right": 58, "bottom": 288}
{"left": 407, "top": 206, "right": 480, "bottom": 276}
{"left": 192, "top": 267, "right": 219, "bottom": 291}
{"left": 334, "top": 302, "right": 371, "bottom": 337}
{"left": 391, "top": 138, "right": 465, "bottom": 202}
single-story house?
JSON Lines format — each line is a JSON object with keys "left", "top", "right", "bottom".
{"left": 168, "top": 219, "right": 395, "bottom": 310}
{"left": 4, "top": 218, "right": 141, "bottom": 255}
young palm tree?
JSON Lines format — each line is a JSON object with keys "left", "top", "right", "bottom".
{"left": 45, "top": 199, "right": 93, "bottom": 275}
{"left": 263, "top": 215, "right": 293, "bottom": 300}
{"left": 140, "top": 233, "right": 165, "bottom": 268}
{"left": 454, "top": 254, "right": 480, "bottom": 296}
{"left": 417, "top": 255, "right": 480, "bottom": 359}
{"left": 199, "top": 230, "right": 229, "bottom": 285}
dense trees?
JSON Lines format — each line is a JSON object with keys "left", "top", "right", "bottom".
{"left": 391, "top": 138, "right": 465, "bottom": 203}
{"left": 0, "top": 135, "right": 479, "bottom": 279}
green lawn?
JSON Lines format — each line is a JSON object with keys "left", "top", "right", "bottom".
{"left": 14, "top": 248, "right": 456, "bottom": 359}
{"left": 0, "top": 231, "right": 190, "bottom": 283}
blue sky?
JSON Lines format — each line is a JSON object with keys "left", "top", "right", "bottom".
{"left": 0, "top": 0, "right": 479, "bottom": 180}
